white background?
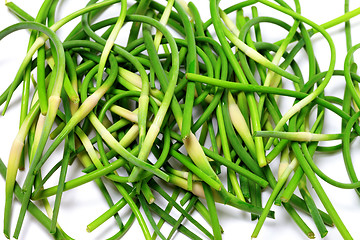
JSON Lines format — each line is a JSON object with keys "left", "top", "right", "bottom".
{"left": 1, "top": 0, "right": 360, "bottom": 239}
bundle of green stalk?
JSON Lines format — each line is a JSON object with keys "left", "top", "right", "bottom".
{"left": 2, "top": 0, "right": 360, "bottom": 239}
